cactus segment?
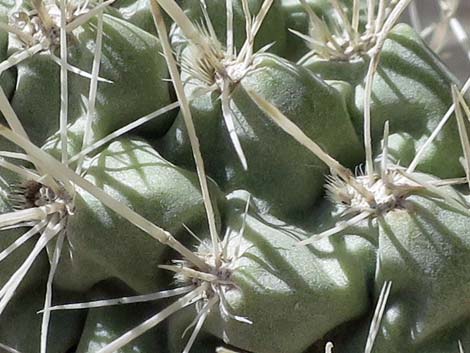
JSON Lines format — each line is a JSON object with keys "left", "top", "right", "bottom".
{"left": 0, "top": 0, "right": 469, "bottom": 352}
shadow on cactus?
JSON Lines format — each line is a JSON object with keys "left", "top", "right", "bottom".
{"left": 0, "top": 0, "right": 469, "bottom": 353}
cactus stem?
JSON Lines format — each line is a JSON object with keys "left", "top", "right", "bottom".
{"left": 247, "top": 90, "right": 346, "bottom": 175}
{"left": 0, "top": 86, "right": 30, "bottom": 142}
{"left": 49, "top": 54, "right": 112, "bottom": 83}
{"left": 0, "top": 92, "right": 61, "bottom": 193}
{"left": 76, "top": 0, "right": 104, "bottom": 175}
{"left": 184, "top": 223, "right": 205, "bottom": 245}
{"left": 217, "top": 89, "right": 468, "bottom": 245}
{"left": 452, "top": 85, "right": 470, "bottom": 190}
{"left": 0, "top": 180, "right": 72, "bottom": 323}
{"left": 0, "top": 123, "right": 209, "bottom": 270}
{"left": 409, "top": 77, "right": 470, "bottom": 173}
{"left": 152, "top": 0, "right": 222, "bottom": 265}
{"left": 45, "top": 222, "right": 251, "bottom": 351}
{"left": 364, "top": 281, "right": 392, "bottom": 353}
{"left": 0, "top": 214, "right": 64, "bottom": 316}
{"left": 226, "top": 194, "right": 250, "bottom": 260}
{"left": 69, "top": 101, "right": 179, "bottom": 164}
{"left": 44, "top": 178, "right": 251, "bottom": 353}
{"left": 310, "top": 162, "right": 469, "bottom": 244}
{"left": 0, "top": 116, "right": 69, "bottom": 194}
{"left": 158, "top": 0, "right": 269, "bottom": 169}
{"left": 95, "top": 284, "right": 208, "bottom": 353}
{"left": 325, "top": 274, "right": 392, "bottom": 352}
{"left": 247, "top": 89, "right": 374, "bottom": 202}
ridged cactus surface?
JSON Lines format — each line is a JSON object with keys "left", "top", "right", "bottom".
{"left": 0, "top": 1, "right": 469, "bottom": 353}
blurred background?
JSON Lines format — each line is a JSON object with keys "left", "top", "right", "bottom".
{"left": 405, "top": 0, "right": 470, "bottom": 81}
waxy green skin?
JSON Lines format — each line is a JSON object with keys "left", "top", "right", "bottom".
{"left": 71, "top": 15, "right": 174, "bottom": 141}
{"left": 41, "top": 116, "right": 88, "bottom": 163}
{"left": 326, "top": 310, "right": 470, "bottom": 353}
{"left": 8, "top": 48, "right": 84, "bottom": 146}
{"left": 162, "top": 53, "right": 363, "bottom": 221}
{"left": 0, "top": 7, "right": 16, "bottom": 101}
{"left": 2, "top": 2, "right": 470, "bottom": 352}
{"left": 303, "top": 24, "right": 464, "bottom": 179}
{"left": 170, "top": 193, "right": 376, "bottom": 353}
{"left": 0, "top": 173, "right": 49, "bottom": 292}
{"left": 107, "top": 0, "right": 178, "bottom": 36}
{"left": 0, "top": 0, "right": 17, "bottom": 97}
{"left": 76, "top": 282, "right": 165, "bottom": 353}
{"left": 167, "top": 305, "right": 223, "bottom": 353}
{"left": 8, "top": 12, "right": 174, "bottom": 146}
{"left": 309, "top": 182, "right": 470, "bottom": 353}
{"left": 0, "top": 282, "right": 86, "bottom": 353}
{"left": 372, "top": 192, "right": 470, "bottom": 352}
{"left": 53, "top": 137, "right": 224, "bottom": 293}
{"left": 109, "top": 0, "right": 157, "bottom": 35}
{"left": 0, "top": 171, "right": 84, "bottom": 353}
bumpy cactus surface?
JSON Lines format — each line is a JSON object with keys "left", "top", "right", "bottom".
{"left": 0, "top": 0, "right": 469, "bottom": 352}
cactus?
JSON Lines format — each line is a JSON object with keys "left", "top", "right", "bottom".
{"left": 0, "top": 0, "right": 469, "bottom": 352}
